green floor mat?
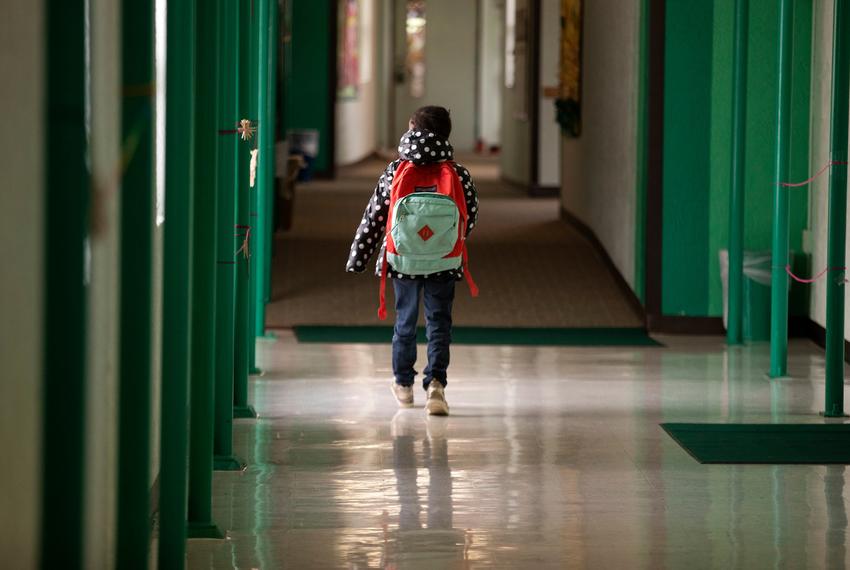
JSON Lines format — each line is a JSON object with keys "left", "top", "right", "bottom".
{"left": 292, "top": 326, "right": 661, "bottom": 346}
{"left": 662, "top": 423, "right": 850, "bottom": 464}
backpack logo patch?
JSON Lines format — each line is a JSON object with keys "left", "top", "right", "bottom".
{"left": 418, "top": 225, "right": 434, "bottom": 241}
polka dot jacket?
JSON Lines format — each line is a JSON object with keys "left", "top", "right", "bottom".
{"left": 345, "top": 128, "right": 479, "bottom": 281}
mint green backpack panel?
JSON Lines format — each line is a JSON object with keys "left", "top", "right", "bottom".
{"left": 388, "top": 193, "right": 462, "bottom": 275}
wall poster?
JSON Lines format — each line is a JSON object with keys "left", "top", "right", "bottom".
{"left": 556, "top": 0, "right": 582, "bottom": 136}
{"left": 338, "top": 0, "right": 360, "bottom": 99}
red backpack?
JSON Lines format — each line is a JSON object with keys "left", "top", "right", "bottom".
{"left": 378, "top": 161, "right": 479, "bottom": 319}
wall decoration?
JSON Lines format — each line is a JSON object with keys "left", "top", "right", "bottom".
{"left": 405, "top": 0, "right": 426, "bottom": 98}
{"left": 556, "top": 0, "right": 582, "bottom": 137}
{"left": 338, "top": 0, "right": 360, "bottom": 99}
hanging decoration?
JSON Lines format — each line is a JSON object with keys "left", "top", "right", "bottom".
{"left": 238, "top": 119, "right": 256, "bottom": 141}
{"left": 235, "top": 224, "right": 252, "bottom": 273}
{"left": 556, "top": 0, "right": 582, "bottom": 137}
{"left": 249, "top": 148, "right": 259, "bottom": 188}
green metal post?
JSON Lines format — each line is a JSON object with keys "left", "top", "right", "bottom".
{"left": 235, "top": 0, "right": 262, "bottom": 413}
{"left": 727, "top": 0, "right": 748, "bottom": 346}
{"left": 158, "top": 0, "right": 196, "bottom": 564}
{"left": 117, "top": 0, "right": 155, "bottom": 565}
{"left": 213, "top": 0, "right": 247, "bottom": 471}
{"left": 254, "top": 0, "right": 271, "bottom": 339}
{"left": 187, "top": 0, "right": 224, "bottom": 539}
{"left": 41, "top": 0, "right": 89, "bottom": 566}
{"left": 248, "top": 0, "right": 262, "bottom": 376}
{"left": 263, "top": 0, "right": 280, "bottom": 309}
{"left": 824, "top": 0, "right": 850, "bottom": 417}
{"left": 769, "top": 0, "right": 794, "bottom": 378}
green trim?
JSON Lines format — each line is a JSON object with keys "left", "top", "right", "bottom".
{"left": 158, "top": 0, "right": 196, "bottom": 565}
{"left": 187, "top": 0, "right": 220, "bottom": 530}
{"left": 116, "top": 0, "right": 156, "bottom": 565}
{"left": 233, "top": 405, "right": 259, "bottom": 419}
{"left": 663, "top": 423, "right": 850, "bottom": 464}
{"left": 292, "top": 326, "right": 662, "bottom": 347}
{"left": 213, "top": 455, "right": 247, "bottom": 471}
{"left": 634, "top": 0, "right": 649, "bottom": 304}
{"left": 41, "top": 0, "right": 89, "bottom": 565}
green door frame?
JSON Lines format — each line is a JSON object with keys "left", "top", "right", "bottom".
{"left": 41, "top": 0, "right": 90, "bottom": 565}
{"left": 116, "top": 0, "right": 156, "bottom": 564}
{"left": 158, "top": 0, "right": 197, "bottom": 563}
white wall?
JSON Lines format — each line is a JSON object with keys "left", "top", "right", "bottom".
{"left": 0, "top": 1, "right": 44, "bottom": 566}
{"left": 537, "top": 0, "right": 560, "bottom": 188}
{"left": 501, "top": 0, "right": 532, "bottom": 184}
{"left": 84, "top": 0, "right": 123, "bottom": 566}
{"left": 479, "top": 0, "right": 504, "bottom": 148}
{"left": 337, "top": 0, "right": 379, "bottom": 165}
{"left": 560, "top": 0, "right": 641, "bottom": 290}
{"left": 807, "top": 0, "right": 850, "bottom": 339}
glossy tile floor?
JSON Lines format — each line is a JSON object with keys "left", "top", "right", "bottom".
{"left": 188, "top": 335, "right": 850, "bottom": 569}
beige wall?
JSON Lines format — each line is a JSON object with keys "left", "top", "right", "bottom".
{"left": 479, "top": 0, "right": 504, "bottom": 148}
{"left": 337, "top": 0, "right": 380, "bottom": 165}
{"left": 0, "top": 1, "right": 44, "bottom": 566}
{"left": 560, "top": 0, "right": 641, "bottom": 290}
{"left": 807, "top": 0, "right": 850, "bottom": 338}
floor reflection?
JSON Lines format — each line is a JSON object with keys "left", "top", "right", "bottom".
{"left": 384, "top": 411, "right": 468, "bottom": 568}
{"left": 185, "top": 336, "right": 850, "bottom": 569}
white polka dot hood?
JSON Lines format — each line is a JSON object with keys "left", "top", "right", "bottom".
{"left": 345, "top": 128, "right": 479, "bottom": 280}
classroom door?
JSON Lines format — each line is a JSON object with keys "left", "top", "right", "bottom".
{"left": 392, "top": 0, "right": 478, "bottom": 151}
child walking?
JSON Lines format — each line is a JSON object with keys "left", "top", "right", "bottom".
{"left": 346, "top": 106, "right": 479, "bottom": 415}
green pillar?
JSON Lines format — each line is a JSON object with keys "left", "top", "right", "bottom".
{"left": 254, "top": 0, "right": 277, "bottom": 338}
{"left": 158, "top": 0, "right": 196, "bottom": 564}
{"left": 263, "top": 0, "right": 280, "bottom": 309}
{"left": 41, "top": 0, "right": 89, "bottom": 566}
{"left": 213, "top": 0, "right": 247, "bottom": 471}
{"left": 254, "top": 0, "right": 271, "bottom": 340}
{"left": 824, "top": 0, "right": 850, "bottom": 417}
{"left": 187, "top": 0, "right": 224, "bottom": 539}
{"left": 727, "top": 0, "right": 748, "bottom": 346}
{"left": 769, "top": 0, "right": 794, "bottom": 378}
{"left": 248, "top": 0, "right": 262, "bottom": 376}
{"left": 235, "top": 0, "right": 261, "bottom": 415}
{"left": 116, "top": 0, "right": 155, "bottom": 565}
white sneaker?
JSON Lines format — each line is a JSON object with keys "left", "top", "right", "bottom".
{"left": 425, "top": 380, "right": 449, "bottom": 416}
{"left": 391, "top": 383, "right": 414, "bottom": 408}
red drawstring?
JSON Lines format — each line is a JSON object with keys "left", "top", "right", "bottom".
{"left": 378, "top": 250, "right": 389, "bottom": 320}
{"left": 462, "top": 245, "right": 479, "bottom": 297}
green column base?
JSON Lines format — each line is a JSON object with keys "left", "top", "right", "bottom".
{"left": 249, "top": 366, "right": 263, "bottom": 376}
{"left": 187, "top": 522, "right": 225, "bottom": 540}
{"left": 213, "top": 455, "right": 247, "bottom": 471}
{"left": 233, "top": 405, "right": 258, "bottom": 419}
{"left": 821, "top": 410, "right": 849, "bottom": 418}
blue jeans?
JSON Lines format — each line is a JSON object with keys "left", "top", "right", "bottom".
{"left": 392, "top": 278, "right": 455, "bottom": 390}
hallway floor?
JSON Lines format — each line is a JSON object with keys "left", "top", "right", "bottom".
{"left": 188, "top": 335, "right": 850, "bottom": 569}
{"left": 267, "top": 155, "right": 643, "bottom": 328}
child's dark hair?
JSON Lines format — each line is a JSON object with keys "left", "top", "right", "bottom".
{"left": 410, "top": 106, "right": 452, "bottom": 139}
